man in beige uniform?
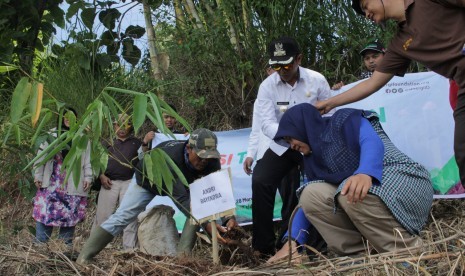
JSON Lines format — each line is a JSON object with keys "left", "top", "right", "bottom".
{"left": 318, "top": 0, "right": 465, "bottom": 185}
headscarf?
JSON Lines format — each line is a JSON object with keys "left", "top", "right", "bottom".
{"left": 274, "top": 103, "right": 366, "bottom": 184}
{"left": 60, "top": 107, "right": 77, "bottom": 159}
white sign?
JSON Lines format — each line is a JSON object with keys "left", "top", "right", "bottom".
{"left": 189, "top": 169, "right": 236, "bottom": 221}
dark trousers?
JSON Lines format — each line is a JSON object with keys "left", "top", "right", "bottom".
{"left": 252, "top": 148, "right": 302, "bottom": 255}
{"left": 455, "top": 88, "right": 465, "bottom": 185}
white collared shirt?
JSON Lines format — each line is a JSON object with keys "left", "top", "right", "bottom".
{"left": 246, "top": 101, "right": 272, "bottom": 161}
{"left": 255, "top": 67, "right": 333, "bottom": 155}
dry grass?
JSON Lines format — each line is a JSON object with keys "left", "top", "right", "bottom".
{"left": 0, "top": 193, "right": 464, "bottom": 275}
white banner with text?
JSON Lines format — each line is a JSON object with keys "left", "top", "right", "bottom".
{"left": 145, "top": 71, "right": 461, "bottom": 230}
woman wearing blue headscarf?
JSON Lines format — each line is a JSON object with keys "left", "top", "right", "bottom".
{"left": 268, "top": 103, "right": 433, "bottom": 262}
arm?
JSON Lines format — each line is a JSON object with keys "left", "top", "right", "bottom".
{"left": 257, "top": 96, "right": 280, "bottom": 139}
{"left": 142, "top": 131, "right": 155, "bottom": 152}
{"left": 82, "top": 142, "right": 93, "bottom": 191}
{"left": 341, "top": 117, "right": 384, "bottom": 204}
{"left": 317, "top": 75, "right": 336, "bottom": 115}
{"left": 244, "top": 102, "right": 260, "bottom": 174}
{"left": 33, "top": 141, "right": 48, "bottom": 187}
{"left": 256, "top": 81, "right": 280, "bottom": 139}
{"left": 316, "top": 71, "right": 394, "bottom": 114}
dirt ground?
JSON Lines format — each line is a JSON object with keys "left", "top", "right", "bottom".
{"left": 0, "top": 190, "right": 464, "bottom": 275}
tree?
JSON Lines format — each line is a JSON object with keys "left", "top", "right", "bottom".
{"left": 0, "top": 0, "right": 65, "bottom": 74}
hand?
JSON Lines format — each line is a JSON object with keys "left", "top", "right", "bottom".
{"left": 34, "top": 180, "right": 42, "bottom": 189}
{"left": 242, "top": 157, "right": 254, "bottom": 175}
{"left": 205, "top": 222, "right": 228, "bottom": 244}
{"left": 99, "top": 174, "right": 112, "bottom": 190}
{"left": 83, "top": 181, "right": 91, "bottom": 192}
{"left": 340, "top": 174, "right": 373, "bottom": 204}
{"left": 143, "top": 131, "right": 155, "bottom": 144}
{"left": 331, "top": 81, "right": 344, "bottom": 90}
{"left": 224, "top": 218, "right": 238, "bottom": 231}
{"left": 315, "top": 99, "right": 334, "bottom": 115}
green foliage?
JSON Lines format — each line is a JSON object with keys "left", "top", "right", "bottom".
{"left": 61, "top": 1, "right": 148, "bottom": 67}
{"left": 140, "top": 0, "right": 403, "bottom": 130}
{"left": 10, "top": 78, "right": 32, "bottom": 124}
{"left": 81, "top": 7, "right": 97, "bottom": 30}
{"left": 0, "top": 0, "right": 65, "bottom": 73}
{"left": 133, "top": 94, "right": 148, "bottom": 133}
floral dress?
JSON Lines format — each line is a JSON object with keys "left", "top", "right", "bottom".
{"left": 32, "top": 153, "right": 87, "bottom": 227}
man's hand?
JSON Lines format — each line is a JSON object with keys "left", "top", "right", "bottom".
{"left": 315, "top": 99, "right": 334, "bottom": 115}
{"left": 340, "top": 174, "right": 373, "bottom": 204}
{"left": 224, "top": 218, "right": 239, "bottom": 231}
{"left": 243, "top": 157, "right": 254, "bottom": 175}
{"left": 143, "top": 131, "right": 155, "bottom": 144}
{"left": 83, "top": 181, "right": 92, "bottom": 192}
{"left": 205, "top": 222, "right": 228, "bottom": 244}
{"left": 99, "top": 174, "right": 112, "bottom": 190}
{"left": 142, "top": 131, "right": 155, "bottom": 152}
{"left": 331, "top": 81, "right": 344, "bottom": 90}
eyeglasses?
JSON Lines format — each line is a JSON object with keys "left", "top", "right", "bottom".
{"left": 271, "top": 63, "right": 293, "bottom": 71}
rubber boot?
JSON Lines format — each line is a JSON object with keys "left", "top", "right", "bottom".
{"left": 76, "top": 226, "right": 114, "bottom": 264}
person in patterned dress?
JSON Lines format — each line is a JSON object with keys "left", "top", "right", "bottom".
{"left": 268, "top": 103, "right": 433, "bottom": 262}
{"left": 33, "top": 108, "right": 92, "bottom": 245}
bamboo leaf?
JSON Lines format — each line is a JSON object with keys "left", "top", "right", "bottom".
{"left": 29, "top": 82, "right": 44, "bottom": 127}
{"left": 150, "top": 149, "right": 173, "bottom": 194}
{"left": 72, "top": 155, "right": 82, "bottom": 189}
{"left": 30, "top": 110, "right": 52, "bottom": 146}
{"left": 101, "top": 91, "right": 121, "bottom": 119}
{"left": 150, "top": 149, "right": 164, "bottom": 194}
{"left": 144, "top": 153, "right": 154, "bottom": 183}
{"left": 104, "top": 86, "right": 145, "bottom": 97}
{"left": 147, "top": 92, "right": 165, "bottom": 133}
{"left": 64, "top": 109, "right": 77, "bottom": 129}
{"left": 133, "top": 94, "right": 147, "bottom": 134}
{"left": 26, "top": 133, "right": 72, "bottom": 170}
{"left": 160, "top": 149, "right": 189, "bottom": 187}
{"left": 146, "top": 108, "right": 165, "bottom": 135}
{"left": 0, "top": 65, "right": 18, "bottom": 73}
{"left": 10, "top": 77, "right": 32, "bottom": 124}
{"left": 160, "top": 101, "right": 191, "bottom": 133}
{"left": 2, "top": 124, "right": 12, "bottom": 147}
{"left": 77, "top": 135, "right": 88, "bottom": 150}
{"left": 158, "top": 151, "right": 175, "bottom": 195}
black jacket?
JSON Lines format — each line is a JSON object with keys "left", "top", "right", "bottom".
{"left": 136, "top": 140, "right": 221, "bottom": 216}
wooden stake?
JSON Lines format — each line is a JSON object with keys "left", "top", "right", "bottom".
{"left": 211, "top": 220, "right": 219, "bottom": 264}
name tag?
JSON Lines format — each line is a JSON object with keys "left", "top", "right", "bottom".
{"left": 277, "top": 102, "right": 289, "bottom": 105}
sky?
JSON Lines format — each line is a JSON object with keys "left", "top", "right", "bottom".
{"left": 55, "top": 1, "right": 150, "bottom": 64}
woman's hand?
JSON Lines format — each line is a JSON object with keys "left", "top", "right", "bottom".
{"left": 34, "top": 180, "right": 42, "bottom": 189}
{"left": 83, "top": 181, "right": 91, "bottom": 192}
{"left": 341, "top": 174, "right": 373, "bottom": 204}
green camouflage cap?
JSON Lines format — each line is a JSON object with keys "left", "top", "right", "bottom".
{"left": 188, "top": 128, "right": 220, "bottom": 159}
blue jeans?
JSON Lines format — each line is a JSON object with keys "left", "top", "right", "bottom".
{"left": 101, "top": 180, "right": 155, "bottom": 236}
{"left": 35, "top": 222, "right": 75, "bottom": 245}
{"left": 101, "top": 179, "right": 199, "bottom": 254}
